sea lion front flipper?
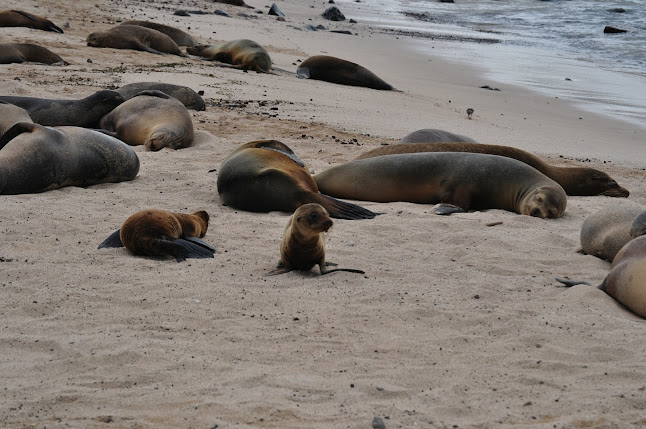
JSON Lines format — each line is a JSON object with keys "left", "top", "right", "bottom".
{"left": 0, "top": 122, "right": 38, "bottom": 150}
{"left": 98, "top": 229, "right": 124, "bottom": 248}
{"left": 184, "top": 236, "right": 217, "bottom": 252}
{"left": 172, "top": 238, "right": 216, "bottom": 262}
{"left": 316, "top": 194, "right": 379, "bottom": 220}
{"left": 13, "top": 10, "right": 64, "bottom": 33}
{"left": 296, "top": 67, "right": 311, "bottom": 79}
{"left": 433, "top": 204, "right": 466, "bottom": 216}
{"left": 555, "top": 277, "right": 592, "bottom": 287}
{"left": 320, "top": 267, "right": 365, "bottom": 275}
{"left": 266, "top": 267, "right": 292, "bottom": 276}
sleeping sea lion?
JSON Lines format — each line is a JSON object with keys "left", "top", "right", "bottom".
{"left": 266, "top": 203, "right": 365, "bottom": 276}
{"left": 0, "top": 9, "right": 63, "bottom": 33}
{"left": 0, "top": 122, "right": 139, "bottom": 195}
{"left": 355, "top": 142, "right": 629, "bottom": 197}
{"left": 99, "top": 90, "right": 194, "bottom": 151}
{"left": 98, "top": 210, "right": 215, "bottom": 262}
{"left": 187, "top": 39, "right": 271, "bottom": 72}
{"left": 119, "top": 20, "right": 198, "bottom": 46}
{"left": 0, "top": 42, "right": 67, "bottom": 65}
{"left": 115, "top": 82, "right": 205, "bottom": 111}
{"left": 296, "top": 55, "right": 393, "bottom": 90}
{"left": 216, "top": 140, "right": 377, "bottom": 220}
{"left": 398, "top": 128, "right": 477, "bottom": 143}
{"left": 87, "top": 25, "right": 187, "bottom": 57}
{"left": 580, "top": 206, "right": 646, "bottom": 261}
{"left": 314, "top": 152, "right": 567, "bottom": 218}
{"left": 0, "top": 90, "right": 125, "bottom": 128}
{"left": 0, "top": 101, "right": 32, "bottom": 136}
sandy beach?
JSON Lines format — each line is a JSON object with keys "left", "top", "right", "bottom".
{"left": 2, "top": 0, "right": 646, "bottom": 427}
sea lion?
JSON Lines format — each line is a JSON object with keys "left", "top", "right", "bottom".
{"left": 580, "top": 206, "right": 646, "bottom": 261}
{"left": 115, "top": 82, "right": 205, "bottom": 111}
{"left": 355, "top": 142, "right": 629, "bottom": 197}
{"left": 98, "top": 210, "right": 215, "bottom": 262}
{"left": 296, "top": 55, "right": 393, "bottom": 90}
{"left": 557, "top": 235, "right": 646, "bottom": 318}
{"left": 0, "top": 122, "right": 139, "bottom": 195}
{"left": 0, "top": 9, "right": 63, "bottom": 33}
{"left": 314, "top": 152, "right": 567, "bottom": 218}
{"left": 266, "top": 203, "right": 365, "bottom": 276}
{"left": 631, "top": 211, "right": 646, "bottom": 239}
{"left": 399, "top": 128, "right": 477, "bottom": 143}
{"left": 0, "top": 90, "right": 125, "bottom": 128}
{"left": 216, "top": 140, "right": 377, "bottom": 220}
{"left": 87, "top": 25, "right": 187, "bottom": 57}
{"left": 99, "top": 91, "right": 194, "bottom": 151}
{"left": 119, "top": 20, "right": 198, "bottom": 46}
{"left": 187, "top": 39, "right": 271, "bottom": 72}
{"left": 0, "top": 42, "right": 67, "bottom": 65}
{"left": 0, "top": 101, "right": 32, "bottom": 136}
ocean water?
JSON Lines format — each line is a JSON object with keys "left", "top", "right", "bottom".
{"left": 344, "top": 0, "right": 646, "bottom": 128}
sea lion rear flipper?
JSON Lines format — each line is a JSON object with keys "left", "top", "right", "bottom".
{"left": 555, "top": 277, "right": 591, "bottom": 287}
{"left": 98, "top": 229, "right": 124, "bottom": 248}
{"left": 172, "top": 238, "right": 216, "bottom": 262}
{"left": 433, "top": 204, "right": 466, "bottom": 216}
{"left": 184, "top": 236, "right": 217, "bottom": 252}
{"left": 266, "top": 267, "right": 292, "bottom": 276}
{"left": 316, "top": 194, "right": 379, "bottom": 220}
{"left": 0, "top": 122, "right": 38, "bottom": 150}
{"left": 296, "top": 67, "right": 311, "bottom": 79}
{"left": 320, "top": 267, "right": 365, "bottom": 275}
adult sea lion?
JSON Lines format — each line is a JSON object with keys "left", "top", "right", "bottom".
{"left": 119, "top": 20, "right": 198, "bottom": 46}
{"left": 580, "top": 206, "right": 646, "bottom": 261}
{"left": 0, "top": 122, "right": 139, "bottom": 195}
{"left": 0, "top": 90, "right": 125, "bottom": 128}
{"left": 217, "top": 140, "right": 377, "bottom": 220}
{"left": 99, "top": 91, "right": 194, "bottom": 151}
{"left": 0, "top": 42, "right": 67, "bottom": 65}
{"left": 557, "top": 235, "right": 646, "bottom": 318}
{"left": 314, "top": 152, "right": 567, "bottom": 218}
{"left": 0, "top": 101, "right": 32, "bottom": 136}
{"left": 0, "top": 10, "right": 63, "bottom": 33}
{"left": 355, "top": 142, "right": 629, "bottom": 197}
{"left": 115, "top": 82, "right": 205, "bottom": 111}
{"left": 98, "top": 209, "right": 215, "bottom": 262}
{"left": 296, "top": 55, "right": 393, "bottom": 90}
{"left": 399, "top": 128, "right": 477, "bottom": 143}
{"left": 187, "top": 39, "right": 271, "bottom": 72}
{"left": 87, "top": 25, "right": 187, "bottom": 57}
{"left": 267, "top": 203, "right": 365, "bottom": 276}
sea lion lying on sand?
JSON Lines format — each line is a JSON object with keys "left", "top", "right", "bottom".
{"left": 399, "top": 128, "right": 477, "bottom": 143}
{"left": 119, "top": 20, "right": 198, "bottom": 46}
{"left": 115, "top": 82, "right": 205, "bottom": 111}
{"left": 296, "top": 55, "right": 393, "bottom": 90}
{"left": 87, "top": 25, "right": 187, "bottom": 57}
{"left": 0, "top": 9, "right": 63, "bottom": 33}
{"left": 580, "top": 206, "right": 646, "bottom": 262}
{"left": 0, "top": 42, "right": 67, "bottom": 65}
{"left": 187, "top": 39, "right": 272, "bottom": 72}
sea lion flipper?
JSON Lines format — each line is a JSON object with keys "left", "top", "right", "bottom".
{"left": 316, "top": 194, "right": 378, "bottom": 220}
{"left": 296, "top": 67, "right": 311, "bottom": 79}
{"left": 555, "top": 277, "right": 592, "bottom": 287}
{"left": 266, "top": 267, "right": 292, "bottom": 276}
{"left": 320, "top": 267, "right": 365, "bottom": 275}
{"left": 13, "top": 10, "right": 64, "bottom": 33}
{"left": 172, "top": 238, "right": 216, "bottom": 261}
{"left": 0, "top": 122, "right": 38, "bottom": 150}
{"left": 98, "top": 229, "right": 124, "bottom": 248}
{"left": 131, "top": 90, "right": 172, "bottom": 100}
{"left": 433, "top": 204, "right": 466, "bottom": 216}
{"left": 184, "top": 236, "right": 217, "bottom": 252}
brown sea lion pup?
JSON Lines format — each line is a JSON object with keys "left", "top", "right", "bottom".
{"left": 0, "top": 10, "right": 64, "bottom": 33}
{"left": 314, "top": 152, "right": 567, "bottom": 218}
{"left": 0, "top": 101, "right": 32, "bottom": 136}
{"left": 266, "top": 203, "right": 365, "bottom": 276}
{"left": 98, "top": 210, "right": 215, "bottom": 262}
{"left": 355, "top": 142, "right": 629, "bottom": 197}
{"left": 115, "top": 82, "right": 205, "bottom": 111}
{"left": 296, "top": 55, "right": 394, "bottom": 90}
{"left": 216, "top": 140, "right": 377, "bottom": 220}
{"left": 0, "top": 122, "right": 139, "bottom": 195}
{"left": 87, "top": 25, "right": 187, "bottom": 57}
{"left": 557, "top": 235, "right": 646, "bottom": 318}
{"left": 0, "top": 42, "right": 67, "bottom": 65}
{"left": 580, "top": 206, "right": 646, "bottom": 261}
{"left": 187, "top": 39, "right": 271, "bottom": 72}
{"left": 99, "top": 90, "right": 194, "bottom": 151}
{"left": 399, "top": 128, "right": 477, "bottom": 143}
{"left": 0, "top": 90, "right": 125, "bottom": 128}
{"left": 119, "top": 20, "right": 198, "bottom": 46}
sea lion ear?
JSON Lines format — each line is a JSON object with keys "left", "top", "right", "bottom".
{"left": 0, "top": 122, "right": 39, "bottom": 150}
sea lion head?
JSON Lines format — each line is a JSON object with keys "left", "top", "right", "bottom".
{"left": 519, "top": 185, "right": 567, "bottom": 219}
{"left": 580, "top": 169, "right": 629, "bottom": 197}
{"left": 86, "top": 32, "right": 105, "bottom": 47}
{"left": 293, "top": 203, "right": 333, "bottom": 236}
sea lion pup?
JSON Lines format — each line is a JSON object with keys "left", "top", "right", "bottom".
{"left": 217, "top": 140, "right": 377, "bottom": 220}
{"left": 355, "top": 142, "right": 629, "bottom": 197}
{"left": 99, "top": 90, "right": 194, "bottom": 151}
{"left": 115, "top": 82, "right": 205, "bottom": 111}
{"left": 0, "top": 101, "right": 32, "bottom": 136}
{"left": 399, "top": 128, "right": 477, "bottom": 143}
{"left": 557, "top": 235, "right": 646, "bottom": 318}
{"left": 187, "top": 39, "right": 272, "bottom": 72}
{"left": 120, "top": 20, "right": 198, "bottom": 46}
{"left": 0, "top": 90, "right": 125, "bottom": 128}
{"left": 0, "top": 122, "right": 139, "bottom": 195}
{"left": 580, "top": 206, "right": 646, "bottom": 261}
{"left": 314, "top": 152, "right": 567, "bottom": 218}
{"left": 266, "top": 204, "right": 365, "bottom": 276}
{"left": 98, "top": 210, "right": 215, "bottom": 262}
{"left": 296, "top": 55, "right": 394, "bottom": 90}
{"left": 0, "top": 42, "right": 67, "bottom": 65}
{"left": 87, "top": 25, "right": 187, "bottom": 57}
{"left": 0, "top": 10, "right": 64, "bottom": 33}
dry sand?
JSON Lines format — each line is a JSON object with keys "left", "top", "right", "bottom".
{"left": 2, "top": 0, "right": 646, "bottom": 428}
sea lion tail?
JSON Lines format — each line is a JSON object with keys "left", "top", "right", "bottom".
{"left": 555, "top": 277, "right": 591, "bottom": 287}
{"left": 316, "top": 194, "right": 379, "bottom": 220}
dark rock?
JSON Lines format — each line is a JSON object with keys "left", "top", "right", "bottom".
{"left": 214, "top": 9, "right": 232, "bottom": 17}
{"left": 174, "top": 9, "right": 191, "bottom": 16}
{"left": 316, "top": 24, "right": 326, "bottom": 30}
{"left": 349, "top": 18, "right": 357, "bottom": 23}
{"left": 372, "top": 416, "right": 386, "bottom": 429}
{"left": 439, "top": 0, "right": 455, "bottom": 2}
{"left": 609, "top": 8, "right": 626, "bottom": 13}
{"left": 211, "top": 0, "right": 253, "bottom": 7}
{"left": 268, "top": 3, "right": 286, "bottom": 17}
{"left": 329, "top": 0, "right": 335, "bottom": 3}
{"left": 305, "top": 24, "right": 318, "bottom": 31}
{"left": 322, "top": 6, "right": 345, "bottom": 21}
{"left": 604, "top": 26, "right": 627, "bottom": 33}
{"left": 238, "top": 13, "right": 259, "bottom": 19}
{"left": 330, "top": 30, "right": 352, "bottom": 35}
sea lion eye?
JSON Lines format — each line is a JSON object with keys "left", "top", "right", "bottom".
{"left": 308, "top": 212, "right": 319, "bottom": 221}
